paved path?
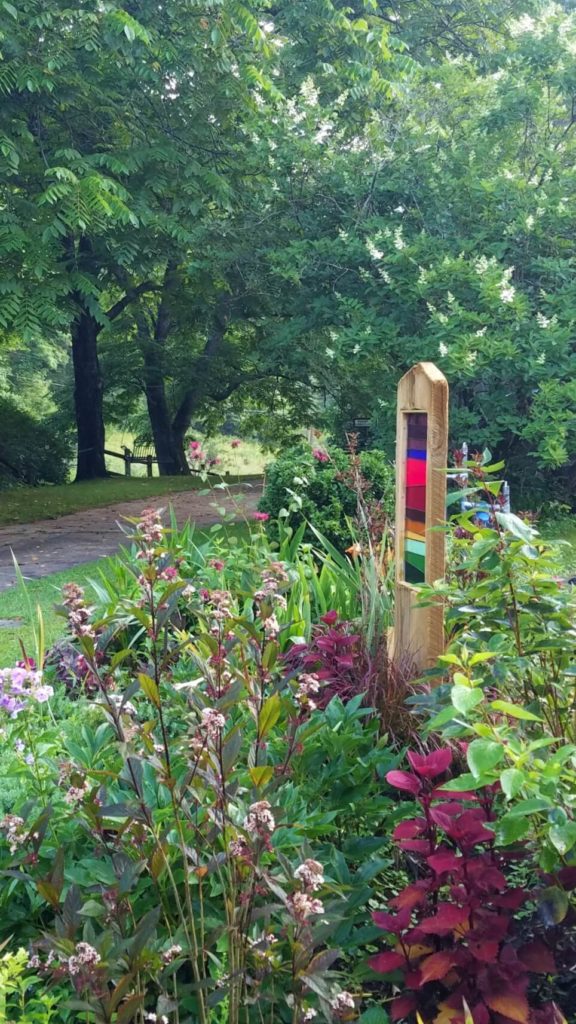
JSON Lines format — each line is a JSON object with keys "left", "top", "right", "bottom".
{"left": 0, "top": 482, "right": 262, "bottom": 591}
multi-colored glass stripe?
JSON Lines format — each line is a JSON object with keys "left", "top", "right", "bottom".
{"left": 404, "top": 412, "right": 427, "bottom": 583}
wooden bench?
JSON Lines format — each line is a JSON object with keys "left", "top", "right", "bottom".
{"left": 104, "top": 438, "right": 157, "bottom": 477}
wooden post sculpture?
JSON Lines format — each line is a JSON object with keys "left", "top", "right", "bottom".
{"left": 394, "top": 362, "right": 449, "bottom": 672}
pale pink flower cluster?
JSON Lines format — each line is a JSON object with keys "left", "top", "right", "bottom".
{"left": 206, "top": 590, "right": 232, "bottom": 622}
{"left": 301, "top": 1010, "right": 318, "bottom": 1022}
{"left": 64, "top": 780, "right": 91, "bottom": 805}
{"left": 288, "top": 891, "right": 324, "bottom": 921}
{"left": 162, "top": 943, "right": 182, "bottom": 964}
{"left": 254, "top": 563, "right": 290, "bottom": 635}
{"left": 263, "top": 613, "right": 280, "bottom": 639}
{"left": 254, "top": 563, "right": 289, "bottom": 604}
{"left": 229, "top": 837, "right": 251, "bottom": 859}
{"left": 294, "top": 859, "right": 324, "bottom": 892}
{"left": 0, "top": 814, "right": 26, "bottom": 853}
{"left": 137, "top": 508, "right": 164, "bottom": 546}
{"left": 28, "top": 950, "right": 56, "bottom": 972}
{"left": 331, "top": 991, "right": 356, "bottom": 1018}
{"left": 243, "top": 800, "right": 275, "bottom": 838}
{"left": 62, "top": 583, "right": 95, "bottom": 640}
{"left": 296, "top": 673, "right": 321, "bottom": 712}
{"left": 67, "top": 942, "right": 101, "bottom": 976}
{"left": 200, "top": 707, "right": 225, "bottom": 739}
{"left": 248, "top": 932, "right": 276, "bottom": 951}
{"left": 158, "top": 565, "right": 178, "bottom": 581}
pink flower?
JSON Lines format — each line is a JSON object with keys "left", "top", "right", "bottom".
{"left": 331, "top": 991, "right": 356, "bottom": 1019}
{"left": 209, "top": 559, "right": 225, "bottom": 572}
{"left": 312, "top": 448, "right": 329, "bottom": 463}
{"left": 201, "top": 707, "right": 226, "bottom": 738}
{"left": 294, "top": 859, "right": 325, "bottom": 891}
{"left": 253, "top": 511, "right": 270, "bottom": 522}
{"left": 160, "top": 566, "right": 178, "bottom": 581}
{"left": 289, "top": 892, "right": 324, "bottom": 921}
{"left": 231, "top": 439, "right": 241, "bottom": 449}
{"left": 189, "top": 440, "right": 201, "bottom": 451}
{"left": 244, "top": 800, "right": 275, "bottom": 837}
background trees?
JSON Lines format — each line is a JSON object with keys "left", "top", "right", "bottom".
{"left": 1, "top": 0, "right": 574, "bottom": 505}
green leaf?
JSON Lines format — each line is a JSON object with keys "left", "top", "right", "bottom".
{"left": 469, "top": 652, "right": 495, "bottom": 666}
{"left": 438, "top": 773, "right": 486, "bottom": 792}
{"left": 80, "top": 899, "right": 104, "bottom": 917}
{"left": 129, "top": 906, "right": 160, "bottom": 958}
{"left": 538, "top": 886, "right": 569, "bottom": 924}
{"left": 495, "top": 512, "right": 537, "bottom": 543}
{"left": 490, "top": 700, "right": 542, "bottom": 721}
{"left": 138, "top": 672, "right": 160, "bottom": 707}
{"left": 549, "top": 821, "right": 576, "bottom": 856}
{"left": 257, "top": 692, "right": 281, "bottom": 739}
{"left": 426, "top": 705, "right": 457, "bottom": 730}
{"left": 505, "top": 797, "right": 552, "bottom": 817}
{"left": 249, "top": 766, "right": 274, "bottom": 788}
{"left": 496, "top": 814, "right": 531, "bottom": 845}
{"left": 358, "top": 1009, "right": 391, "bottom": 1024}
{"left": 451, "top": 685, "right": 484, "bottom": 715}
{"left": 467, "top": 739, "right": 504, "bottom": 778}
{"left": 2, "top": 2, "right": 17, "bottom": 18}
{"left": 500, "top": 768, "right": 524, "bottom": 800}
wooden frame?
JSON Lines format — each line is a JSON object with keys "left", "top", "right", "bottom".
{"left": 394, "top": 362, "right": 449, "bottom": 672}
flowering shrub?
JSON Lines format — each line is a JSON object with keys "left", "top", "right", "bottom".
{"left": 0, "top": 510, "right": 372, "bottom": 1024}
{"left": 369, "top": 748, "right": 564, "bottom": 1024}
{"left": 259, "top": 442, "right": 393, "bottom": 549}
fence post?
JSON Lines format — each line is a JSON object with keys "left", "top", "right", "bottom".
{"left": 123, "top": 446, "right": 132, "bottom": 477}
{"left": 146, "top": 454, "right": 153, "bottom": 478}
{"left": 393, "top": 362, "right": 448, "bottom": 674}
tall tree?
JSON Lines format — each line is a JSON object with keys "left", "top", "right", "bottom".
{"left": 0, "top": 0, "right": 393, "bottom": 479}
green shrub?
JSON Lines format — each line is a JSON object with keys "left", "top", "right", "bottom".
{"left": 0, "top": 509, "right": 401, "bottom": 1023}
{"left": 259, "top": 443, "right": 394, "bottom": 549}
{"left": 0, "top": 397, "right": 73, "bottom": 487}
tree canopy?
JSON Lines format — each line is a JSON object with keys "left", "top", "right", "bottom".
{"left": 0, "top": 0, "right": 574, "bottom": 504}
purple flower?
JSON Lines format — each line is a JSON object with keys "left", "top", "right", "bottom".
{"left": 0, "top": 666, "right": 53, "bottom": 717}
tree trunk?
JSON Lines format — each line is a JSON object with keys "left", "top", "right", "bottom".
{"left": 139, "top": 262, "right": 188, "bottom": 476}
{"left": 171, "top": 293, "right": 232, "bottom": 457}
{"left": 143, "top": 365, "right": 185, "bottom": 476}
{"left": 71, "top": 309, "right": 108, "bottom": 481}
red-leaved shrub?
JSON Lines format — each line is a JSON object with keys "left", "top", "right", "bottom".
{"left": 369, "top": 749, "right": 563, "bottom": 1024}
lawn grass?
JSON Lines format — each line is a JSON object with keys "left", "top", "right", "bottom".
{"left": 0, "top": 473, "right": 259, "bottom": 527}
{"left": 0, "top": 559, "right": 113, "bottom": 666}
{"left": 0, "top": 522, "right": 252, "bottom": 665}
